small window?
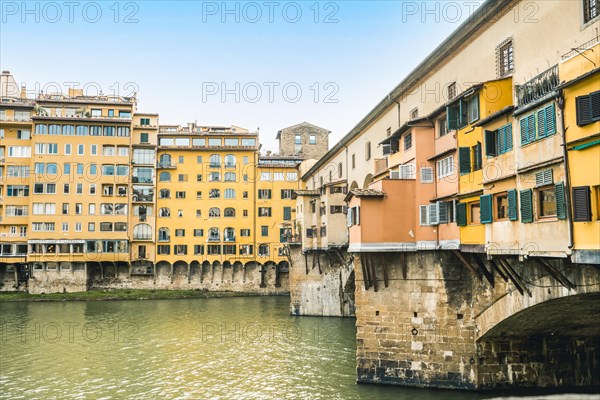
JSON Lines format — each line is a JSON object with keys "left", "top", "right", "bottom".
{"left": 497, "top": 39, "right": 514, "bottom": 78}
{"left": 470, "top": 202, "right": 481, "bottom": 225}
{"left": 409, "top": 108, "right": 418, "bottom": 120}
{"left": 403, "top": 133, "right": 412, "bottom": 151}
{"left": 295, "top": 135, "right": 301, "bottom": 145}
{"left": 584, "top": 0, "right": 599, "bottom": 23}
{"left": 309, "top": 134, "right": 316, "bottom": 145}
{"left": 447, "top": 82, "right": 457, "bottom": 100}
{"left": 496, "top": 193, "right": 509, "bottom": 220}
{"left": 365, "top": 142, "right": 371, "bottom": 161}
{"left": 538, "top": 187, "right": 557, "bottom": 218}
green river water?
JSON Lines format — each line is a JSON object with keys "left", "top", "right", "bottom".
{"left": 0, "top": 296, "right": 597, "bottom": 399}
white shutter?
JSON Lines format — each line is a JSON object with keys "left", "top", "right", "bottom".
{"left": 429, "top": 204, "right": 439, "bottom": 225}
{"left": 420, "top": 167, "right": 434, "bottom": 183}
{"left": 356, "top": 206, "right": 360, "bottom": 225}
{"left": 420, "top": 205, "right": 429, "bottom": 226}
{"left": 438, "top": 201, "right": 448, "bottom": 224}
{"left": 347, "top": 208, "right": 353, "bottom": 227}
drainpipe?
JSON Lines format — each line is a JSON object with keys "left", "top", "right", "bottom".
{"left": 557, "top": 89, "right": 575, "bottom": 252}
{"left": 426, "top": 117, "right": 440, "bottom": 249}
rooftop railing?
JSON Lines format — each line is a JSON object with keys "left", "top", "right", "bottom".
{"left": 515, "top": 65, "right": 559, "bottom": 107}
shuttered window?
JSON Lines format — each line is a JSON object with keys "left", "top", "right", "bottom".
{"left": 458, "top": 147, "right": 471, "bottom": 175}
{"left": 535, "top": 169, "right": 553, "bottom": 186}
{"left": 576, "top": 91, "right": 600, "bottom": 126}
{"left": 520, "top": 189, "right": 533, "bottom": 223}
{"left": 480, "top": 194, "right": 493, "bottom": 224}
{"left": 555, "top": 182, "right": 566, "bottom": 220}
{"left": 572, "top": 186, "right": 592, "bottom": 222}
{"left": 520, "top": 103, "right": 556, "bottom": 145}
{"left": 438, "top": 201, "right": 448, "bottom": 224}
{"left": 507, "top": 189, "right": 518, "bottom": 221}
{"left": 473, "top": 142, "right": 482, "bottom": 171}
{"left": 456, "top": 203, "right": 467, "bottom": 226}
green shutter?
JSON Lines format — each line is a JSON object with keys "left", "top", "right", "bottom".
{"left": 520, "top": 189, "right": 533, "bottom": 223}
{"left": 459, "top": 99, "right": 469, "bottom": 128}
{"left": 504, "top": 124, "right": 513, "bottom": 152}
{"left": 527, "top": 114, "right": 536, "bottom": 143}
{"left": 537, "top": 107, "right": 547, "bottom": 138}
{"left": 507, "top": 189, "right": 518, "bottom": 221}
{"left": 283, "top": 207, "right": 291, "bottom": 221}
{"left": 458, "top": 147, "right": 471, "bottom": 175}
{"left": 474, "top": 142, "right": 482, "bottom": 170}
{"left": 485, "top": 130, "right": 497, "bottom": 156}
{"left": 520, "top": 117, "right": 529, "bottom": 145}
{"left": 545, "top": 103, "right": 556, "bottom": 136}
{"left": 480, "top": 194, "right": 493, "bottom": 224}
{"left": 555, "top": 182, "right": 566, "bottom": 220}
{"left": 456, "top": 203, "right": 467, "bottom": 226}
{"left": 447, "top": 105, "right": 458, "bottom": 131}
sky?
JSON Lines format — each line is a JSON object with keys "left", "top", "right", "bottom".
{"left": 1, "top": 0, "right": 484, "bottom": 152}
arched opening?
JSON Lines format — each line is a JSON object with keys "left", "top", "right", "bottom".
{"left": 362, "top": 174, "right": 373, "bottom": 189}
{"left": 133, "top": 223, "right": 152, "bottom": 240}
{"left": 350, "top": 181, "right": 359, "bottom": 190}
{"left": 159, "top": 154, "right": 172, "bottom": 168}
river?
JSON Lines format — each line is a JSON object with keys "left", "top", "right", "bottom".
{"left": 1, "top": 297, "right": 598, "bottom": 399}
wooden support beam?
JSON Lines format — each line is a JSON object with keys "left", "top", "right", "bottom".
{"left": 400, "top": 253, "right": 407, "bottom": 280}
{"left": 495, "top": 259, "right": 523, "bottom": 295}
{"left": 498, "top": 259, "right": 531, "bottom": 297}
{"left": 317, "top": 251, "right": 322, "bottom": 275}
{"left": 304, "top": 253, "right": 309, "bottom": 275}
{"left": 370, "top": 255, "right": 378, "bottom": 292}
{"left": 473, "top": 253, "right": 494, "bottom": 287}
{"left": 360, "top": 254, "right": 370, "bottom": 290}
{"left": 452, "top": 250, "right": 481, "bottom": 281}
{"left": 535, "top": 258, "right": 576, "bottom": 290}
{"left": 489, "top": 259, "right": 508, "bottom": 282}
{"left": 380, "top": 255, "right": 389, "bottom": 288}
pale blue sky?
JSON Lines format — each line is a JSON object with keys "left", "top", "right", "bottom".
{"left": 1, "top": 1, "right": 483, "bottom": 151}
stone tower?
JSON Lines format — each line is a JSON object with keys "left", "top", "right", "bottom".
{"left": 276, "top": 122, "right": 330, "bottom": 160}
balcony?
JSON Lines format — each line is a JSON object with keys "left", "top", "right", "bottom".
{"left": 515, "top": 65, "right": 559, "bottom": 107}
{"left": 374, "top": 157, "right": 388, "bottom": 176}
{"left": 157, "top": 162, "right": 177, "bottom": 169}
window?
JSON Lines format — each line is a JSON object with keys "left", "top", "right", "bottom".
{"left": 159, "top": 189, "right": 170, "bottom": 199}
{"left": 437, "top": 155, "right": 454, "bottom": 179}
{"left": 520, "top": 103, "right": 556, "bottom": 145}
{"left": 209, "top": 207, "right": 221, "bottom": 217}
{"left": 224, "top": 189, "right": 236, "bottom": 199}
{"left": 447, "top": 82, "right": 457, "bottom": 100}
{"left": 175, "top": 229, "right": 185, "bottom": 237}
{"left": 224, "top": 172, "right": 236, "bottom": 181}
{"left": 365, "top": 142, "right": 371, "bottom": 161}
{"left": 309, "top": 134, "right": 316, "bottom": 144}
{"left": 338, "top": 162, "right": 343, "bottom": 178}
{"left": 470, "top": 202, "right": 481, "bottom": 225}
{"left": 295, "top": 135, "right": 301, "bottom": 145}
{"left": 243, "top": 191, "right": 248, "bottom": 199}
{"left": 497, "top": 39, "right": 514, "bottom": 77}
{"left": 76, "top": 125, "right": 88, "bottom": 136}
{"left": 208, "top": 138, "right": 222, "bottom": 147}
{"left": 287, "top": 172, "right": 297, "bottom": 181}
{"left": 240, "top": 245, "right": 253, "bottom": 255}
{"left": 225, "top": 154, "right": 236, "bottom": 167}
{"left": 140, "top": 118, "right": 150, "bottom": 126}
{"left": 194, "top": 245, "right": 204, "bottom": 255}
{"left": 458, "top": 147, "right": 471, "bottom": 175}
{"left": 209, "top": 154, "right": 221, "bottom": 167}
{"left": 258, "top": 244, "right": 270, "bottom": 256}
{"left": 472, "top": 142, "right": 482, "bottom": 171}
{"left": 496, "top": 193, "right": 509, "bottom": 220}
{"left": 410, "top": 108, "right": 418, "bottom": 119}
{"left": 159, "top": 208, "right": 171, "bottom": 217}
{"left": 224, "top": 208, "right": 235, "bottom": 217}
{"left": 157, "top": 245, "right": 170, "bottom": 255}
{"left": 224, "top": 228, "right": 235, "bottom": 242}
{"left": 158, "top": 228, "right": 170, "bottom": 241}
{"left": 194, "top": 229, "right": 204, "bottom": 237}
{"left": 258, "top": 189, "right": 272, "bottom": 199}
{"left": 352, "top": 154, "right": 356, "bottom": 169}
{"left": 140, "top": 133, "right": 149, "bottom": 143}
{"left": 347, "top": 206, "right": 360, "bottom": 226}
{"left": 159, "top": 172, "right": 171, "bottom": 182}
{"left": 174, "top": 245, "right": 187, "bottom": 255}
{"left": 447, "top": 95, "right": 479, "bottom": 130}
{"left": 260, "top": 172, "right": 271, "bottom": 181}
{"left": 438, "top": 117, "right": 448, "bottom": 137}
{"left": 281, "top": 189, "right": 294, "bottom": 199}
{"left": 208, "top": 245, "right": 221, "bottom": 255}
{"left": 208, "top": 228, "right": 220, "bottom": 241}
{"left": 209, "top": 189, "right": 220, "bottom": 199}
{"left": 485, "top": 124, "right": 513, "bottom": 156}
{"left": 88, "top": 223, "right": 95, "bottom": 232}
{"left": 420, "top": 167, "right": 434, "bottom": 183}
{"left": 209, "top": 172, "right": 221, "bottom": 182}
{"left": 403, "top": 133, "right": 413, "bottom": 150}
{"left": 576, "top": 90, "right": 600, "bottom": 126}
{"left": 259, "top": 207, "right": 272, "bottom": 217}
{"left": 274, "top": 172, "right": 284, "bottom": 181}
{"left": 133, "top": 224, "right": 152, "bottom": 240}
{"left": 539, "top": 187, "right": 557, "bottom": 217}
{"left": 176, "top": 191, "right": 186, "bottom": 199}
{"left": 584, "top": 0, "right": 599, "bottom": 23}
{"left": 241, "top": 229, "right": 250, "bottom": 237}
{"left": 283, "top": 207, "right": 292, "bottom": 221}
{"left": 178, "top": 174, "right": 188, "bottom": 182}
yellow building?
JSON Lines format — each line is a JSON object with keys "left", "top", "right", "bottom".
{"left": 454, "top": 78, "right": 513, "bottom": 252}
{"left": 0, "top": 97, "right": 34, "bottom": 285}
{"left": 560, "top": 40, "right": 600, "bottom": 265}
{"left": 155, "top": 124, "right": 300, "bottom": 286}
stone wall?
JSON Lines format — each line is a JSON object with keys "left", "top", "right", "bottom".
{"left": 354, "top": 251, "right": 480, "bottom": 389}
{"left": 289, "top": 247, "right": 355, "bottom": 317}
{"left": 28, "top": 263, "right": 88, "bottom": 294}
{"left": 353, "top": 250, "right": 600, "bottom": 391}
{"left": 278, "top": 123, "right": 329, "bottom": 160}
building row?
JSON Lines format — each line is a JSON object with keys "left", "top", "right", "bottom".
{"left": 292, "top": 0, "right": 599, "bottom": 267}
{"left": 0, "top": 78, "right": 330, "bottom": 290}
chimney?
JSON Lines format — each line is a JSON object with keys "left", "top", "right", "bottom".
{"left": 20, "top": 83, "right": 26, "bottom": 99}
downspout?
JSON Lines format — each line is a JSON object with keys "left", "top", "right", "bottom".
{"left": 426, "top": 117, "right": 440, "bottom": 249}
{"left": 345, "top": 145, "right": 349, "bottom": 246}
{"left": 557, "top": 89, "right": 575, "bottom": 252}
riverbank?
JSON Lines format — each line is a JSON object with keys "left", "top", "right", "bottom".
{"left": 0, "top": 289, "right": 289, "bottom": 302}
